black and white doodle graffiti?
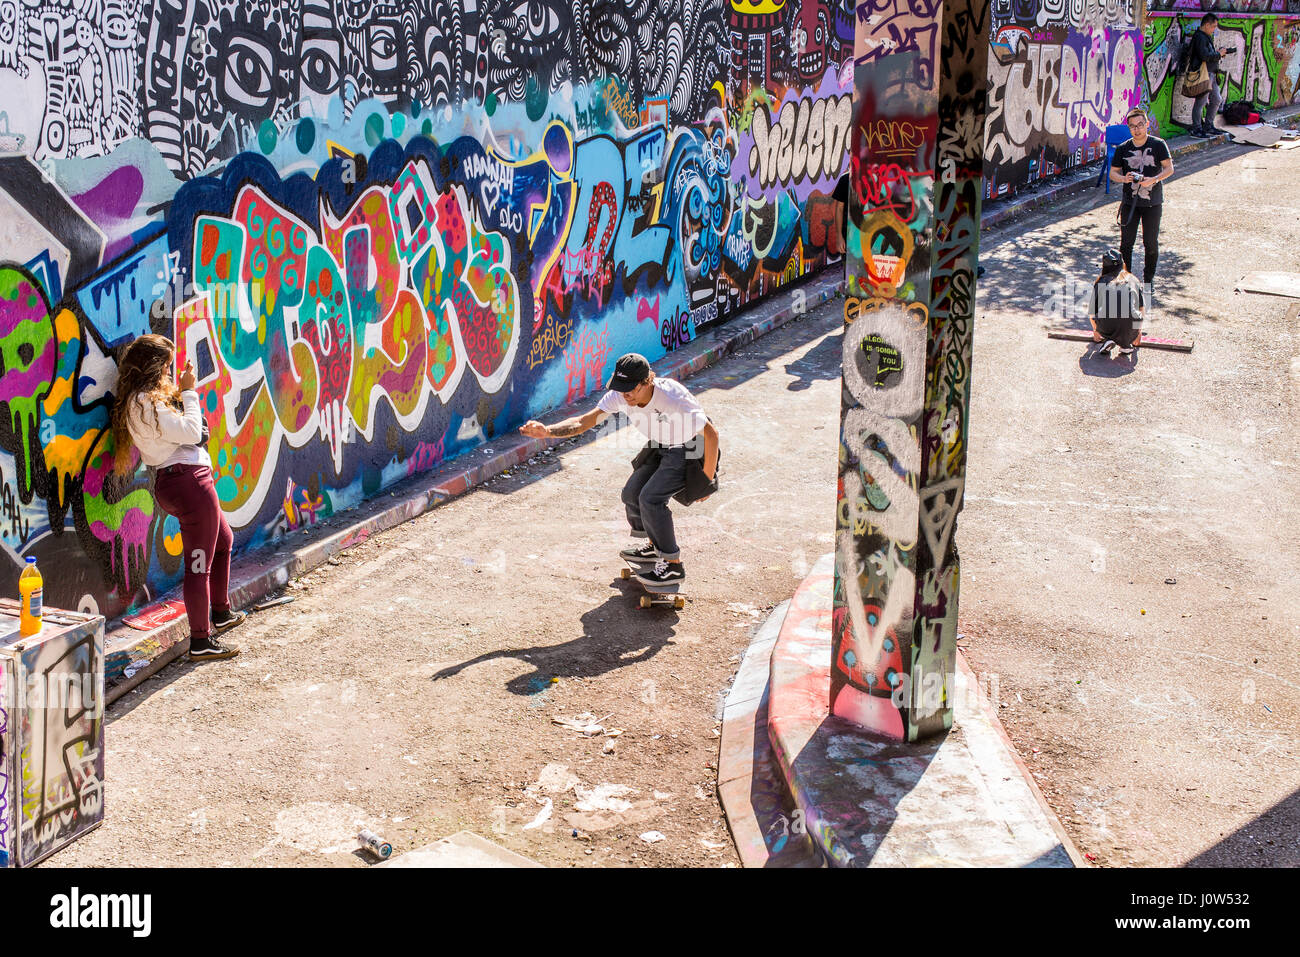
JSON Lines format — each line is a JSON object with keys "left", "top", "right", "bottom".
{"left": 1, "top": 0, "right": 732, "bottom": 175}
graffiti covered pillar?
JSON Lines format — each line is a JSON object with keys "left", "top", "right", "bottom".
{"left": 832, "top": 0, "right": 990, "bottom": 741}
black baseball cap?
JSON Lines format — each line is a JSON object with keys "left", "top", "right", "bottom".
{"left": 608, "top": 353, "right": 651, "bottom": 392}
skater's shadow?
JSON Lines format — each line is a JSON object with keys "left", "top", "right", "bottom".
{"left": 1079, "top": 345, "right": 1138, "bottom": 378}
{"left": 430, "top": 589, "right": 679, "bottom": 695}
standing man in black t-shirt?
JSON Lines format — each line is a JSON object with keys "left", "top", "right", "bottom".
{"left": 1109, "top": 107, "right": 1174, "bottom": 287}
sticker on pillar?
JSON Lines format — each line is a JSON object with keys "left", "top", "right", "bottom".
{"left": 858, "top": 210, "right": 913, "bottom": 298}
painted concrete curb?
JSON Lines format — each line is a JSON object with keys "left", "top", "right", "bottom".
{"left": 982, "top": 105, "right": 1300, "bottom": 231}
{"left": 717, "top": 600, "right": 823, "bottom": 868}
{"left": 104, "top": 270, "right": 846, "bottom": 704}
{"left": 763, "top": 554, "right": 1077, "bottom": 867}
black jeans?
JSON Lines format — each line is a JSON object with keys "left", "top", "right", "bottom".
{"left": 1119, "top": 203, "right": 1161, "bottom": 285}
{"left": 1096, "top": 314, "right": 1138, "bottom": 348}
{"left": 621, "top": 446, "right": 687, "bottom": 561}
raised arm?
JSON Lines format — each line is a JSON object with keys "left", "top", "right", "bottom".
{"left": 519, "top": 407, "right": 608, "bottom": 440}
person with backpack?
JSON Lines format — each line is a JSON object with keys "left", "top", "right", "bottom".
{"left": 1188, "top": 14, "right": 1228, "bottom": 137}
{"left": 1109, "top": 107, "right": 1173, "bottom": 287}
{"left": 1089, "top": 248, "right": 1144, "bottom": 358}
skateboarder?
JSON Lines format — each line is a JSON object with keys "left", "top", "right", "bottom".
{"left": 520, "top": 353, "right": 719, "bottom": 586}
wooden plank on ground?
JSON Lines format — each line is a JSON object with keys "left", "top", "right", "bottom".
{"left": 1048, "top": 329, "right": 1193, "bottom": 352}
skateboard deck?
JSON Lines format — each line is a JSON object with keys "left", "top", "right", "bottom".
{"left": 620, "top": 557, "right": 686, "bottom": 610}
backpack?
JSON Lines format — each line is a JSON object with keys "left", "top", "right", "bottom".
{"left": 1094, "top": 273, "right": 1144, "bottom": 323}
{"left": 1223, "top": 100, "right": 1255, "bottom": 126}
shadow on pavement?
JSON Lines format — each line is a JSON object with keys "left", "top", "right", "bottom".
{"left": 981, "top": 216, "right": 1197, "bottom": 331}
{"left": 789, "top": 716, "right": 944, "bottom": 866}
{"left": 783, "top": 330, "right": 842, "bottom": 392}
{"left": 1185, "top": 787, "right": 1300, "bottom": 867}
{"left": 1078, "top": 344, "right": 1139, "bottom": 378}
{"left": 430, "top": 589, "right": 679, "bottom": 694}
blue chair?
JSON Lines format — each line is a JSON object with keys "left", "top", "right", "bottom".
{"left": 1095, "top": 124, "right": 1133, "bottom": 194}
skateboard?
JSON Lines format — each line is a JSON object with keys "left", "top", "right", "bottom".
{"left": 619, "top": 557, "right": 686, "bottom": 610}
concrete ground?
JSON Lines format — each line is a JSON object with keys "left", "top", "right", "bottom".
{"left": 54, "top": 138, "right": 1297, "bottom": 870}
{"left": 960, "top": 139, "right": 1300, "bottom": 867}
{"left": 57, "top": 303, "right": 846, "bottom": 868}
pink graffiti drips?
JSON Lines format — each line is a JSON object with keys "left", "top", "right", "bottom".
{"left": 89, "top": 508, "right": 152, "bottom": 591}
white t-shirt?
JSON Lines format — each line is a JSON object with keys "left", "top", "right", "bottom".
{"left": 597, "top": 377, "right": 708, "bottom": 446}
{"left": 126, "top": 390, "right": 212, "bottom": 469}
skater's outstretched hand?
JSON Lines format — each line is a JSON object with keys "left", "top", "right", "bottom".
{"left": 520, "top": 420, "right": 550, "bottom": 438}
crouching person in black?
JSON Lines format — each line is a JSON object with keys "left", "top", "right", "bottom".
{"left": 1090, "top": 248, "right": 1145, "bottom": 359}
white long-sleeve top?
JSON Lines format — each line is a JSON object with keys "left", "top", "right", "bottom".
{"left": 126, "top": 390, "right": 212, "bottom": 469}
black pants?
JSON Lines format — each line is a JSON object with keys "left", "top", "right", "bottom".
{"left": 1119, "top": 203, "right": 1161, "bottom": 285}
{"left": 1096, "top": 314, "right": 1138, "bottom": 348}
{"left": 621, "top": 446, "right": 688, "bottom": 561}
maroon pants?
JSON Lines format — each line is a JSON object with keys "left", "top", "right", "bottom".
{"left": 154, "top": 464, "right": 232, "bottom": 640}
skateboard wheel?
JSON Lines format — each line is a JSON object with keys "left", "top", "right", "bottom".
{"left": 639, "top": 595, "right": 652, "bottom": 609}
{"left": 620, "top": 568, "right": 630, "bottom": 579}
{"left": 673, "top": 597, "right": 685, "bottom": 610}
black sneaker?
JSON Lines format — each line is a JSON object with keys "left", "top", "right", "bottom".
{"left": 189, "top": 634, "right": 240, "bottom": 661}
{"left": 211, "top": 608, "right": 246, "bottom": 633}
{"left": 636, "top": 561, "right": 685, "bottom": 586}
{"left": 1097, "top": 339, "right": 1116, "bottom": 357}
{"left": 620, "top": 542, "right": 659, "bottom": 562}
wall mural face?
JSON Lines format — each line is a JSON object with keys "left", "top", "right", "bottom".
{"left": 0, "top": 0, "right": 854, "bottom": 631}
{"left": 1142, "top": 12, "right": 1300, "bottom": 135}
{"left": 984, "top": 0, "right": 1145, "bottom": 198}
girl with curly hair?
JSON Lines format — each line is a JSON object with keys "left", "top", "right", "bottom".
{"left": 111, "top": 334, "right": 244, "bottom": 660}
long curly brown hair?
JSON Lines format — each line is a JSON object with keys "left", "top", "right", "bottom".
{"left": 111, "top": 334, "right": 183, "bottom": 475}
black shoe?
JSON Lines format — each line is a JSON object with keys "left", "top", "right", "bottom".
{"left": 620, "top": 542, "right": 659, "bottom": 562}
{"left": 1118, "top": 344, "right": 1135, "bottom": 355}
{"left": 211, "top": 607, "right": 246, "bottom": 633}
{"left": 189, "top": 634, "right": 240, "bottom": 661}
{"left": 636, "top": 561, "right": 685, "bottom": 586}
{"left": 1097, "top": 339, "right": 1116, "bottom": 357}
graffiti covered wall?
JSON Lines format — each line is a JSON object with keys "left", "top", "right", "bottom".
{"left": 983, "top": 0, "right": 1146, "bottom": 198}
{"left": 1142, "top": 9, "right": 1300, "bottom": 135}
{"left": 0, "top": 1, "right": 855, "bottom": 621}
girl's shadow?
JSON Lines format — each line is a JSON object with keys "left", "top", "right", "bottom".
{"left": 1079, "top": 344, "right": 1138, "bottom": 378}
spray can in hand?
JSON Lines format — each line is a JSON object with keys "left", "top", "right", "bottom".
{"left": 19, "top": 557, "right": 43, "bottom": 636}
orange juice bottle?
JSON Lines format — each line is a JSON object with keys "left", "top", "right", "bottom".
{"left": 19, "top": 557, "right": 43, "bottom": 635}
